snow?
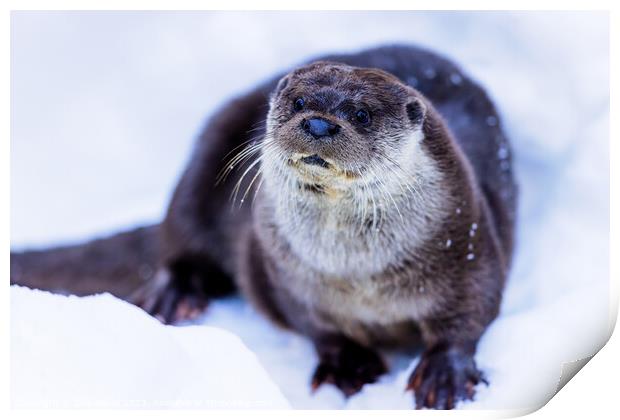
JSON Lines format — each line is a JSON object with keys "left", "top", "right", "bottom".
{"left": 10, "top": 11, "right": 609, "bottom": 411}
{"left": 10, "top": 286, "right": 290, "bottom": 409}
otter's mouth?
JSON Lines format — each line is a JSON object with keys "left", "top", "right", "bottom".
{"left": 300, "top": 154, "right": 330, "bottom": 169}
{"left": 286, "top": 152, "right": 359, "bottom": 184}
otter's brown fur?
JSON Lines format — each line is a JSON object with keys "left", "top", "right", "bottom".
{"left": 11, "top": 45, "right": 517, "bottom": 409}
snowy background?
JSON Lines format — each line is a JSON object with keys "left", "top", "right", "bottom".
{"left": 11, "top": 11, "right": 610, "bottom": 410}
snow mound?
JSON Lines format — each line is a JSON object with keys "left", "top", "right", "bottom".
{"left": 10, "top": 286, "right": 290, "bottom": 409}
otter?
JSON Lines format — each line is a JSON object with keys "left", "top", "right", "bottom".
{"left": 11, "top": 45, "right": 517, "bottom": 409}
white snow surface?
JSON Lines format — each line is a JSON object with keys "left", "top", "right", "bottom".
{"left": 10, "top": 286, "right": 290, "bottom": 409}
{"left": 11, "top": 12, "right": 610, "bottom": 411}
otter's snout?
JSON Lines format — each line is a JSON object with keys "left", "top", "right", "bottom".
{"left": 301, "top": 117, "right": 340, "bottom": 139}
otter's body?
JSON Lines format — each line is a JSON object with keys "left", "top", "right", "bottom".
{"left": 11, "top": 45, "right": 516, "bottom": 409}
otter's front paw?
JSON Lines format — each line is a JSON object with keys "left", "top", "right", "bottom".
{"left": 131, "top": 269, "right": 209, "bottom": 324}
{"left": 406, "top": 344, "right": 487, "bottom": 409}
{"left": 311, "top": 340, "right": 387, "bottom": 397}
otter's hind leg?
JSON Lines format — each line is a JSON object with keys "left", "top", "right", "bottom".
{"left": 132, "top": 255, "right": 235, "bottom": 323}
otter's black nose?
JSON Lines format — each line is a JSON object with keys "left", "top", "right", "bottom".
{"left": 301, "top": 118, "right": 340, "bottom": 138}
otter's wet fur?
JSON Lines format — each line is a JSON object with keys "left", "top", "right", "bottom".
{"left": 11, "top": 45, "right": 517, "bottom": 409}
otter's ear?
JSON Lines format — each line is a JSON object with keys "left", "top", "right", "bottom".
{"left": 273, "top": 74, "right": 290, "bottom": 97}
{"left": 406, "top": 97, "right": 427, "bottom": 127}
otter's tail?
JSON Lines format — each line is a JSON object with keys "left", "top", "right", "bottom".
{"left": 10, "top": 224, "right": 160, "bottom": 301}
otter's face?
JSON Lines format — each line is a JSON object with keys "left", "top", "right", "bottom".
{"left": 264, "top": 61, "right": 427, "bottom": 189}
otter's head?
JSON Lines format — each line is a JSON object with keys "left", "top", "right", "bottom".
{"left": 263, "top": 61, "right": 428, "bottom": 194}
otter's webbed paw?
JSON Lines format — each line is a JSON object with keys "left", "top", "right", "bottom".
{"left": 311, "top": 339, "right": 387, "bottom": 397}
{"left": 406, "top": 344, "right": 487, "bottom": 409}
{"left": 131, "top": 269, "right": 209, "bottom": 324}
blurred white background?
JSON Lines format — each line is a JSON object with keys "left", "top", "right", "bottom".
{"left": 11, "top": 11, "right": 608, "bottom": 247}
{"left": 10, "top": 11, "right": 610, "bottom": 410}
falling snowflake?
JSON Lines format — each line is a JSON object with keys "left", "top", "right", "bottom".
{"left": 407, "top": 76, "right": 419, "bottom": 88}
{"left": 497, "top": 147, "right": 509, "bottom": 159}
{"left": 449, "top": 73, "right": 463, "bottom": 85}
{"left": 423, "top": 67, "right": 437, "bottom": 79}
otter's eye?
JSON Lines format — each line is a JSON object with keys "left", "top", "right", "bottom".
{"left": 355, "top": 109, "right": 371, "bottom": 125}
{"left": 293, "top": 97, "right": 305, "bottom": 112}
